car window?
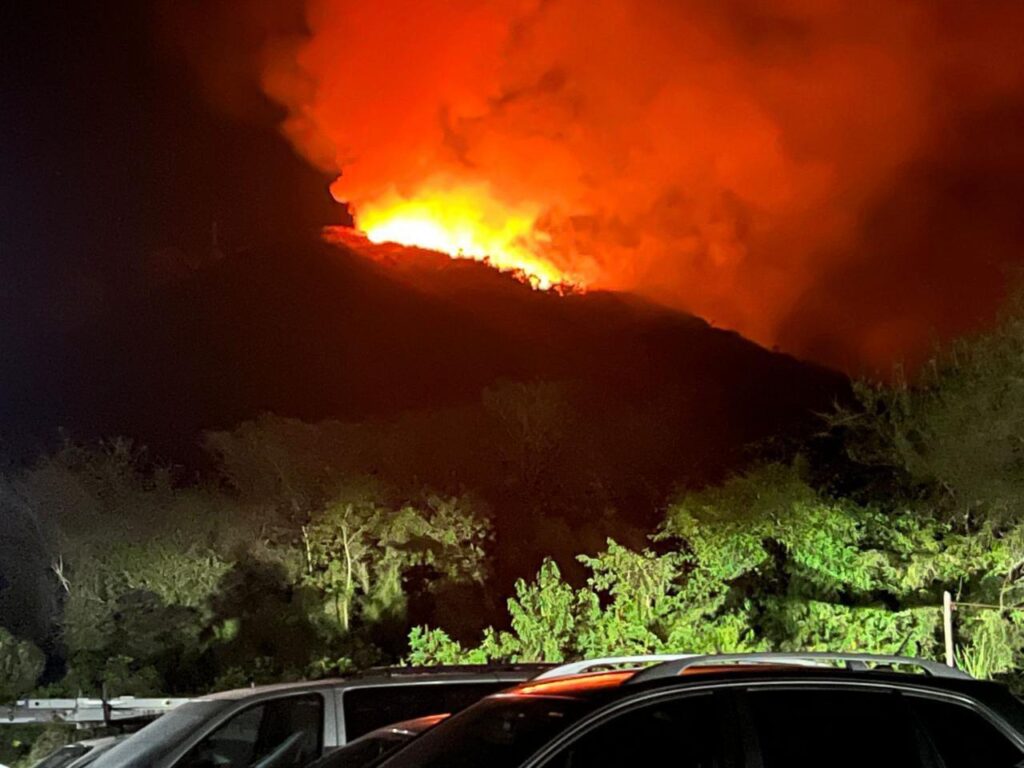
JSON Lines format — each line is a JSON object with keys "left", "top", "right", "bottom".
{"left": 178, "top": 704, "right": 264, "bottom": 768}
{"left": 92, "top": 700, "right": 231, "bottom": 768}
{"left": 745, "top": 688, "right": 924, "bottom": 768}
{"left": 379, "top": 695, "right": 592, "bottom": 768}
{"left": 176, "top": 694, "right": 324, "bottom": 768}
{"left": 911, "top": 695, "right": 1024, "bottom": 768}
{"left": 343, "top": 683, "right": 510, "bottom": 741}
{"left": 540, "top": 693, "right": 728, "bottom": 768}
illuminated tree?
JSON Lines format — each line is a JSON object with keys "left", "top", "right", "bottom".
{"left": 301, "top": 495, "right": 489, "bottom": 633}
{"left": 0, "top": 628, "right": 44, "bottom": 702}
{"left": 409, "top": 465, "right": 950, "bottom": 664}
{"left": 829, "top": 298, "right": 1024, "bottom": 678}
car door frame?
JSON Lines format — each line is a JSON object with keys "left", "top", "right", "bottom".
{"left": 520, "top": 685, "right": 745, "bottom": 768}
{"left": 730, "top": 679, "right": 1024, "bottom": 768}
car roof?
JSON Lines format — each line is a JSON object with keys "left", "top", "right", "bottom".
{"left": 505, "top": 665, "right": 1014, "bottom": 706}
{"left": 198, "top": 664, "right": 549, "bottom": 701}
{"left": 501, "top": 663, "right": 1024, "bottom": 744}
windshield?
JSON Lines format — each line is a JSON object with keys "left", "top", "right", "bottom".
{"left": 88, "top": 701, "right": 230, "bottom": 768}
{"left": 378, "top": 696, "right": 592, "bottom": 768}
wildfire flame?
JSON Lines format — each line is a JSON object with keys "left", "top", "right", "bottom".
{"left": 344, "top": 184, "right": 574, "bottom": 290}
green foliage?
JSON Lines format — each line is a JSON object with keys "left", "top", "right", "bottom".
{"left": 0, "top": 628, "right": 44, "bottom": 702}
{"left": 831, "top": 302, "right": 1024, "bottom": 530}
{"left": 487, "top": 560, "right": 590, "bottom": 661}
{"left": 11, "top": 724, "right": 78, "bottom": 768}
{"left": 483, "top": 380, "right": 572, "bottom": 492}
{"left": 408, "top": 538, "right": 759, "bottom": 665}
{"left": 1, "top": 437, "right": 492, "bottom": 696}
{"left": 63, "top": 537, "right": 230, "bottom": 645}
{"left": 413, "top": 306, "right": 1024, "bottom": 675}
{"left": 100, "top": 540, "right": 233, "bottom": 609}
{"left": 300, "top": 495, "right": 489, "bottom": 633}
{"left": 763, "top": 601, "right": 939, "bottom": 656}
{"left": 577, "top": 543, "right": 688, "bottom": 654}
{"left": 16, "top": 303, "right": 1024, "bottom": 696}
{"left": 55, "top": 533, "right": 230, "bottom": 695}
{"left": 0, "top": 725, "right": 49, "bottom": 768}
{"left": 407, "top": 627, "right": 489, "bottom": 666}
{"left": 955, "top": 610, "right": 1022, "bottom": 680}
{"left": 824, "top": 303, "right": 1024, "bottom": 678}
{"left": 204, "top": 415, "right": 360, "bottom": 518}
{"left": 407, "top": 467, "right": 955, "bottom": 664}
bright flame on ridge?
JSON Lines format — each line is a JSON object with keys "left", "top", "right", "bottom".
{"left": 351, "top": 185, "right": 571, "bottom": 290}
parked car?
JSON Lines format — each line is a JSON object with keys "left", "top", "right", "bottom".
{"left": 32, "top": 736, "right": 125, "bottom": 768}
{"left": 376, "top": 653, "right": 1024, "bottom": 768}
{"left": 303, "top": 655, "right": 705, "bottom": 768}
{"left": 301, "top": 656, "right": 697, "bottom": 768}
{"left": 306, "top": 714, "right": 449, "bottom": 768}
{"left": 88, "top": 664, "right": 548, "bottom": 768}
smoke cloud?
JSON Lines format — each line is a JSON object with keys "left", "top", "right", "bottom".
{"left": 169, "top": 0, "right": 1024, "bottom": 373}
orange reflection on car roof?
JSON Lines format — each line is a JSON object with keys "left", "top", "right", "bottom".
{"left": 512, "top": 670, "right": 636, "bottom": 696}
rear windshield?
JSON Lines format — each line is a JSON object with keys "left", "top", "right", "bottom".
{"left": 378, "top": 695, "right": 591, "bottom": 768}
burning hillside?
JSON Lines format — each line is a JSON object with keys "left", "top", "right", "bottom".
{"left": 163, "top": 0, "right": 1024, "bottom": 372}
{"left": 323, "top": 226, "right": 582, "bottom": 292}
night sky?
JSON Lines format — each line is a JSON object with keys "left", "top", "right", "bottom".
{"left": 2, "top": 3, "right": 335, "bottom": 438}
{"left": 4, "top": 2, "right": 335, "bottom": 303}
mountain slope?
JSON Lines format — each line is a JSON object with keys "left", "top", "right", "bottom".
{"left": 9, "top": 235, "right": 848, "bottom": 461}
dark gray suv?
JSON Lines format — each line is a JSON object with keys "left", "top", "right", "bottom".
{"left": 377, "top": 654, "right": 1024, "bottom": 768}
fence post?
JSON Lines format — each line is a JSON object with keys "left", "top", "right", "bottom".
{"left": 942, "top": 590, "right": 955, "bottom": 667}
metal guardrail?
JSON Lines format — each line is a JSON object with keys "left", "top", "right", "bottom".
{"left": 0, "top": 696, "right": 190, "bottom": 725}
{"left": 627, "top": 652, "right": 972, "bottom": 684}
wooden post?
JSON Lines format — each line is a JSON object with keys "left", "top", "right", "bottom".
{"left": 943, "top": 590, "right": 955, "bottom": 668}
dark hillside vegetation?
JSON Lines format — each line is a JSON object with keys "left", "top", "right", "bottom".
{"left": 4, "top": 275, "right": 1024, "bottom": 737}
{"left": 6, "top": 236, "right": 847, "bottom": 463}
{"left": 1, "top": 237, "right": 849, "bottom": 608}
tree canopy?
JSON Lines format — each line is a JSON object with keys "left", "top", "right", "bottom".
{"left": 6, "top": 297, "right": 1024, "bottom": 701}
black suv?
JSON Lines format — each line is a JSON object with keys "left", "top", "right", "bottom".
{"left": 378, "top": 653, "right": 1024, "bottom": 768}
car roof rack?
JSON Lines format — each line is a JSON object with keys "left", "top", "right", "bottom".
{"left": 627, "top": 652, "right": 971, "bottom": 684}
{"left": 355, "top": 663, "right": 554, "bottom": 678}
{"left": 533, "top": 655, "right": 695, "bottom": 679}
